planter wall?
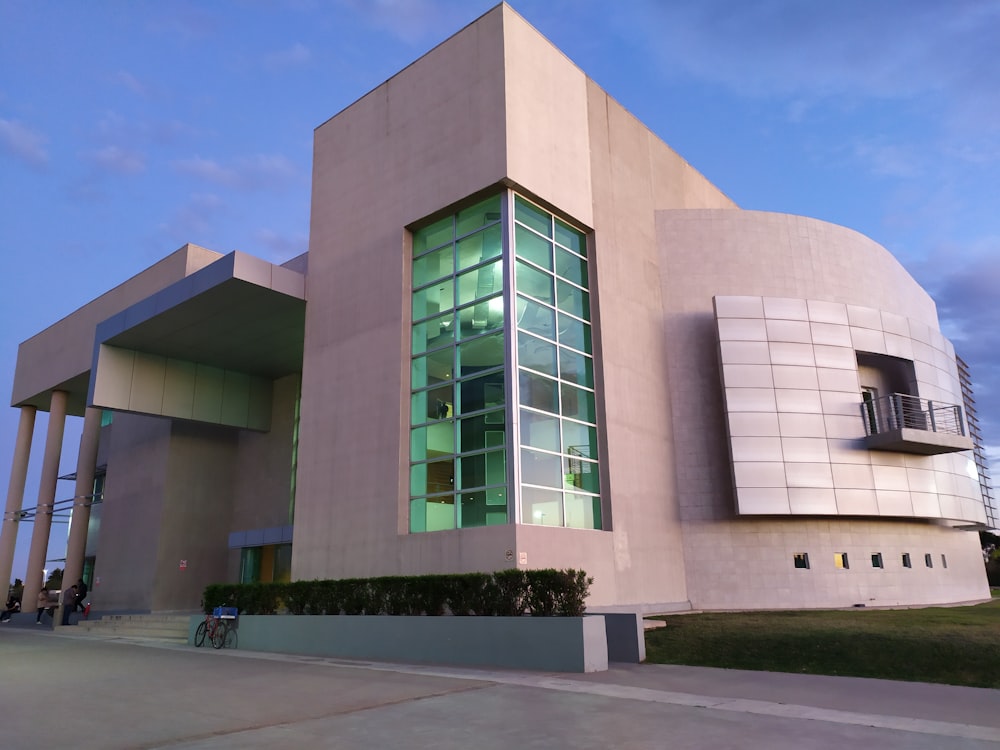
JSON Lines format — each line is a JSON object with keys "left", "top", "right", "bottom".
{"left": 190, "top": 614, "right": 610, "bottom": 672}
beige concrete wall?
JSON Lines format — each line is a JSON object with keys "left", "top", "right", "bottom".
{"left": 230, "top": 374, "right": 299, "bottom": 531}
{"left": 152, "top": 421, "right": 237, "bottom": 611}
{"left": 91, "top": 414, "right": 172, "bottom": 611}
{"left": 12, "top": 244, "right": 222, "bottom": 413}
{"left": 296, "top": 4, "right": 512, "bottom": 581}
{"left": 297, "top": 5, "right": 741, "bottom": 606}
{"left": 683, "top": 518, "right": 989, "bottom": 609}
{"left": 92, "top": 413, "right": 238, "bottom": 612}
{"left": 657, "top": 210, "right": 989, "bottom": 608}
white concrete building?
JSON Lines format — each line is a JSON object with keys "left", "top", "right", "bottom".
{"left": 2, "top": 5, "right": 992, "bottom": 614}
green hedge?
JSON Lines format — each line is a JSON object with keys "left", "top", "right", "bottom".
{"left": 203, "top": 569, "right": 591, "bottom": 617}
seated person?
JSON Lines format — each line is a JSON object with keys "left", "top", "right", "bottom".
{"left": 0, "top": 596, "right": 20, "bottom": 622}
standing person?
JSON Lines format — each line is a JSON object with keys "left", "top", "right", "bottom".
{"left": 35, "top": 587, "right": 53, "bottom": 624}
{"left": 60, "top": 586, "right": 77, "bottom": 626}
{"left": 74, "top": 579, "right": 88, "bottom": 612}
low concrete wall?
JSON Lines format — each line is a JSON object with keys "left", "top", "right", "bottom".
{"left": 189, "top": 614, "right": 609, "bottom": 672}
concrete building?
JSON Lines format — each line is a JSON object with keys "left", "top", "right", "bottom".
{"left": 2, "top": 4, "right": 993, "bottom": 615}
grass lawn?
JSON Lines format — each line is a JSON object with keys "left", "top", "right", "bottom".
{"left": 645, "top": 595, "right": 1000, "bottom": 688}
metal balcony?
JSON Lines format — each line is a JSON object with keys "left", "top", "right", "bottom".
{"left": 861, "top": 393, "right": 973, "bottom": 455}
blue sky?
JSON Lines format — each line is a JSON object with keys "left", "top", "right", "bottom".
{"left": 1, "top": 0, "right": 998, "bottom": 583}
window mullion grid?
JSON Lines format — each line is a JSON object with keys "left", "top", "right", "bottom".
{"left": 503, "top": 189, "right": 523, "bottom": 525}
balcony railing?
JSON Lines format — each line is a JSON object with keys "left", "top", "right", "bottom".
{"left": 861, "top": 393, "right": 972, "bottom": 455}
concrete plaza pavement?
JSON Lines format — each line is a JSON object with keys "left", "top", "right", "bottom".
{"left": 1, "top": 626, "right": 998, "bottom": 749}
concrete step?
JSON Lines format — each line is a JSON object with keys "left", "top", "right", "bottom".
{"left": 75, "top": 614, "right": 193, "bottom": 642}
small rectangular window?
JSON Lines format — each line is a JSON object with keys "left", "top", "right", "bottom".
{"left": 871, "top": 553, "right": 883, "bottom": 568}
{"left": 793, "top": 553, "right": 810, "bottom": 569}
{"left": 902, "top": 553, "right": 912, "bottom": 568}
{"left": 924, "top": 553, "right": 933, "bottom": 568}
{"left": 941, "top": 554, "right": 948, "bottom": 568}
{"left": 834, "top": 552, "right": 849, "bottom": 569}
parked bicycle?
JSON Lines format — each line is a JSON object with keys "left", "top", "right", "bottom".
{"left": 194, "top": 606, "right": 238, "bottom": 649}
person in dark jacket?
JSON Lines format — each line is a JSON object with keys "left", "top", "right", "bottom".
{"left": 74, "top": 579, "right": 88, "bottom": 612}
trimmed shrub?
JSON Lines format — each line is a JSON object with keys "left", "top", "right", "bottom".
{"left": 201, "top": 569, "right": 591, "bottom": 617}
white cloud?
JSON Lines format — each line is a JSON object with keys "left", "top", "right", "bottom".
{"left": 263, "top": 42, "right": 311, "bottom": 71}
{"left": 254, "top": 228, "right": 309, "bottom": 262}
{"left": 338, "top": 0, "right": 468, "bottom": 44}
{"left": 625, "top": 0, "right": 1000, "bottom": 127}
{"left": 85, "top": 145, "right": 146, "bottom": 175}
{"left": 0, "top": 118, "right": 49, "bottom": 167}
{"left": 115, "top": 70, "right": 148, "bottom": 96}
{"left": 172, "top": 154, "right": 300, "bottom": 190}
{"left": 160, "top": 193, "right": 227, "bottom": 241}
{"left": 853, "top": 140, "right": 923, "bottom": 179}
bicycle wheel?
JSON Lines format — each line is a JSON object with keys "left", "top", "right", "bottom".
{"left": 194, "top": 621, "right": 207, "bottom": 647}
{"left": 211, "top": 621, "right": 230, "bottom": 649}
{"left": 222, "top": 624, "right": 237, "bottom": 650}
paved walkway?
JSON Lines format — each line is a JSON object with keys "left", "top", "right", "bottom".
{"left": 2, "top": 626, "right": 997, "bottom": 749}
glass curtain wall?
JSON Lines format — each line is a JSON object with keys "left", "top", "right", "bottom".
{"left": 409, "top": 192, "right": 601, "bottom": 532}
{"left": 513, "top": 196, "right": 600, "bottom": 530}
{"left": 410, "top": 195, "right": 507, "bottom": 531}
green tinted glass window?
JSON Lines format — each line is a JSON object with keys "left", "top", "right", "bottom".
{"left": 519, "top": 369, "right": 559, "bottom": 413}
{"left": 456, "top": 295, "right": 503, "bottom": 340}
{"left": 456, "top": 331, "right": 504, "bottom": 375}
{"left": 516, "top": 296, "right": 556, "bottom": 341}
{"left": 558, "top": 349, "right": 594, "bottom": 388}
{"left": 459, "top": 449, "right": 506, "bottom": 489}
{"left": 412, "top": 281, "right": 453, "bottom": 321}
{"left": 412, "top": 311, "right": 455, "bottom": 354}
{"left": 521, "top": 484, "right": 563, "bottom": 525}
{"left": 516, "top": 260, "right": 554, "bottom": 304}
{"left": 518, "top": 332, "right": 558, "bottom": 377}
{"left": 563, "top": 456, "right": 599, "bottom": 493}
{"left": 411, "top": 384, "right": 453, "bottom": 425}
{"left": 413, "top": 216, "right": 453, "bottom": 255}
{"left": 456, "top": 195, "right": 501, "bottom": 237}
{"left": 555, "top": 246, "right": 588, "bottom": 287}
{"left": 459, "top": 371, "right": 504, "bottom": 414}
{"left": 554, "top": 218, "right": 586, "bottom": 256}
{"left": 515, "top": 224, "right": 552, "bottom": 270}
{"left": 459, "top": 411, "right": 504, "bottom": 453}
{"left": 520, "top": 448, "right": 563, "bottom": 489}
{"left": 564, "top": 492, "right": 600, "bottom": 529}
{"left": 561, "top": 382, "right": 596, "bottom": 423}
{"left": 457, "top": 224, "right": 502, "bottom": 271}
{"left": 562, "top": 419, "right": 598, "bottom": 460}
{"left": 413, "top": 245, "right": 453, "bottom": 287}
{"left": 520, "top": 408, "right": 560, "bottom": 452}
{"left": 411, "top": 347, "right": 452, "bottom": 389}
{"left": 425, "top": 496, "right": 456, "bottom": 531}
{"left": 515, "top": 195, "right": 551, "bottom": 237}
{"left": 457, "top": 259, "right": 502, "bottom": 307}
{"left": 558, "top": 313, "right": 591, "bottom": 353}
{"left": 556, "top": 279, "right": 590, "bottom": 321}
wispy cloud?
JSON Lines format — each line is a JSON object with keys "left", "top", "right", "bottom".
{"left": 84, "top": 145, "right": 146, "bottom": 175}
{"left": 160, "top": 193, "right": 227, "bottom": 242}
{"left": 626, "top": 0, "right": 1000, "bottom": 127}
{"left": 254, "top": 228, "right": 309, "bottom": 262}
{"left": 853, "top": 140, "right": 923, "bottom": 179}
{"left": 172, "top": 154, "right": 300, "bottom": 190}
{"left": 263, "top": 42, "right": 311, "bottom": 71}
{"left": 0, "top": 118, "right": 49, "bottom": 167}
{"left": 337, "top": 0, "right": 467, "bottom": 44}
{"left": 115, "top": 70, "right": 149, "bottom": 96}
{"left": 926, "top": 242, "right": 1000, "bottom": 439}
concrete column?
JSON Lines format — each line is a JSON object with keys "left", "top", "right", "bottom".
{"left": 62, "top": 406, "right": 102, "bottom": 598}
{"left": 0, "top": 406, "right": 37, "bottom": 598}
{"left": 22, "top": 391, "right": 69, "bottom": 608}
